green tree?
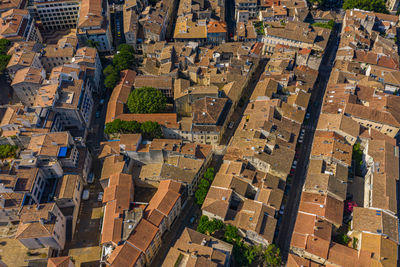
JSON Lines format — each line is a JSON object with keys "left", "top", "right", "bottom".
{"left": 0, "top": 144, "right": 18, "bottom": 159}
{"left": 0, "top": 39, "right": 11, "bottom": 74}
{"left": 195, "top": 186, "right": 208, "bottom": 205}
{"left": 104, "top": 119, "right": 162, "bottom": 140}
{"left": 343, "top": 0, "right": 389, "bottom": 14}
{"left": 224, "top": 225, "right": 241, "bottom": 244}
{"left": 196, "top": 215, "right": 224, "bottom": 235}
{"left": 87, "top": 39, "right": 100, "bottom": 48}
{"left": 140, "top": 121, "right": 163, "bottom": 139}
{"left": 113, "top": 44, "right": 135, "bottom": 71}
{"left": 0, "top": 39, "right": 10, "bottom": 52}
{"left": 352, "top": 143, "right": 363, "bottom": 176}
{"left": 127, "top": 87, "right": 167, "bottom": 114}
{"left": 197, "top": 215, "right": 209, "bottom": 234}
{"left": 264, "top": 244, "right": 282, "bottom": 267}
{"left": 203, "top": 168, "right": 215, "bottom": 182}
{"left": 104, "top": 72, "right": 120, "bottom": 89}
{"left": 198, "top": 178, "right": 210, "bottom": 189}
{"left": 103, "top": 64, "right": 116, "bottom": 76}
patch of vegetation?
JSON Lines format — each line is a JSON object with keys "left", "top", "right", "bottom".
{"left": 264, "top": 244, "right": 282, "bottom": 267}
{"left": 127, "top": 87, "right": 167, "bottom": 114}
{"left": 352, "top": 143, "right": 363, "bottom": 176}
{"left": 197, "top": 215, "right": 282, "bottom": 266}
{"left": 104, "top": 119, "right": 163, "bottom": 140}
{"left": 174, "top": 253, "right": 184, "bottom": 267}
{"left": 194, "top": 168, "right": 215, "bottom": 205}
{"left": 0, "top": 144, "right": 17, "bottom": 159}
{"left": 197, "top": 215, "right": 224, "bottom": 235}
{"left": 103, "top": 44, "right": 135, "bottom": 90}
{"left": 334, "top": 233, "right": 351, "bottom": 245}
{"left": 352, "top": 237, "right": 358, "bottom": 249}
{"left": 252, "top": 21, "right": 265, "bottom": 35}
{"left": 0, "top": 39, "right": 11, "bottom": 74}
{"left": 343, "top": 0, "right": 389, "bottom": 14}
{"left": 312, "top": 20, "right": 335, "bottom": 30}
{"left": 87, "top": 39, "right": 100, "bottom": 49}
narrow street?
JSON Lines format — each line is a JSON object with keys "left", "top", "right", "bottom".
{"left": 225, "top": 0, "right": 236, "bottom": 41}
{"left": 276, "top": 23, "right": 342, "bottom": 259}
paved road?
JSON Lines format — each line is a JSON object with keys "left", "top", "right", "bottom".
{"left": 225, "top": 0, "right": 236, "bottom": 41}
{"left": 276, "top": 23, "right": 342, "bottom": 260}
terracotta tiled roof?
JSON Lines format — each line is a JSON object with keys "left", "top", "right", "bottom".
{"left": 107, "top": 242, "right": 142, "bottom": 267}
{"left": 207, "top": 21, "right": 227, "bottom": 33}
{"left": 47, "top": 256, "right": 73, "bottom": 267}
{"left": 127, "top": 218, "right": 158, "bottom": 251}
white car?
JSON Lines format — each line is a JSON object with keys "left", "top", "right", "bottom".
{"left": 279, "top": 205, "right": 285, "bottom": 215}
{"left": 82, "top": 189, "right": 90, "bottom": 200}
{"left": 97, "top": 192, "right": 104, "bottom": 202}
{"left": 292, "top": 161, "right": 297, "bottom": 169}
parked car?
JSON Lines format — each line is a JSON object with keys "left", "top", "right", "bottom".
{"left": 100, "top": 99, "right": 105, "bottom": 105}
{"left": 97, "top": 192, "right": 104, "bottom": 202}
{"left": 82, "top": 189, "right": 90, "bottom": 200}
{"left": 95, "top": 111, "right": 101, "bottom": 118}
{"left": 190, "top": 215, "right": 197, "bottom": 224}
{"left": 228, "top": 121, "right": 234, "bottom": 129}
{"left": 292, "top": 161, "right": 297, "bottom": 169}
{"left": 279, "top": 205, "right": 285, "bottom": 215}
{"left": 87, "top": 172, "right": 94, "bottom": 184}
{"left": 305, "top": 113, "right": 311, "bottom": 120}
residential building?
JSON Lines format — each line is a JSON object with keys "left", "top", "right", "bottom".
{"left": 54, "top": 76, "right": 94, "bottom": 131}
{"left": 264, "top": 22, "right": 331, "bottom": 53}
{"left": 162, "top": 228, "right": 233, "bottom": 267}
{"left": 54, "top": 174, "right": 83, "bottom": 234}
{"left": 47, "top": 256, "right": 75, "bottom": 267}
{"left": 28, "top": 0, "right": 80, "bottom": 31}
{"left": 76, "top": 0, "right": 113, "bottom": 52}
{"left": 123, "top": 0, "right": 140, "bottom": 47}
{"left": 72, "top": 47, "right": 102, "bottom": 91}
{"left": 207, "top": 21, "right": 227, "bottom": 45}
{"left": 235, "top": 0, "right": 257, "bottom": 19}
{"left": 11, "top": 66, "right": 45, "bottom": 106}
{"left": 6, "top": 49, "right": 42, "bottom": 80}
{"left": 182, "top": 96, "right": 231, "bottom": 145}
{"left": 174, "top": 18, "right": 207, "bottom": 44}
{"left": 144, "top": 180, "right": 182, "bottom": 235}
{"left": 0, "top": 0, "right": 25, "bottom": 13}
{"left": 26, "top": 131, "right": 80, "bottom": 177}
{"left": 134, "top": 75, "right": 174, "bottom": 98}
{"left": 40, "top": 36, "right": 78, "bottom": 72}
{"left": 15, "top": 203, "right": 66, "bottom": 250}
{"left": 0, "top": 9, "right": 41, "bottom": 42}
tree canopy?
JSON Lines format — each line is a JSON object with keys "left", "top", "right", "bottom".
{"left": 196, "top": 215, "right": 224, "bottom": 235}
{"left": 264, "top": 244, "right": 282, "bottom": 267}
{"left": 103, "top": 44, "right": 135, "bottom": 90}
{"left": 104, "top": 119, "right": 163, "bottom": 140}
{"left": 0, "top": 39, "right": 11, "bottom": 74}
{"left": 0, "top": 144, "right": 18, "bottom": 159}
{"left": 343, "top": 0, "right": 389, "bottom": 14}
{"left": 194, "top": 168, "right": 215, "bottom": 205}
{"left": 127, "top": 87, "right": 167, "bottom": 114}
{"left": 103, "top": 65, "right": 120, "bottom": 89}
{"left": 113, "top": 44, "right": 135, "bottom": 71}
